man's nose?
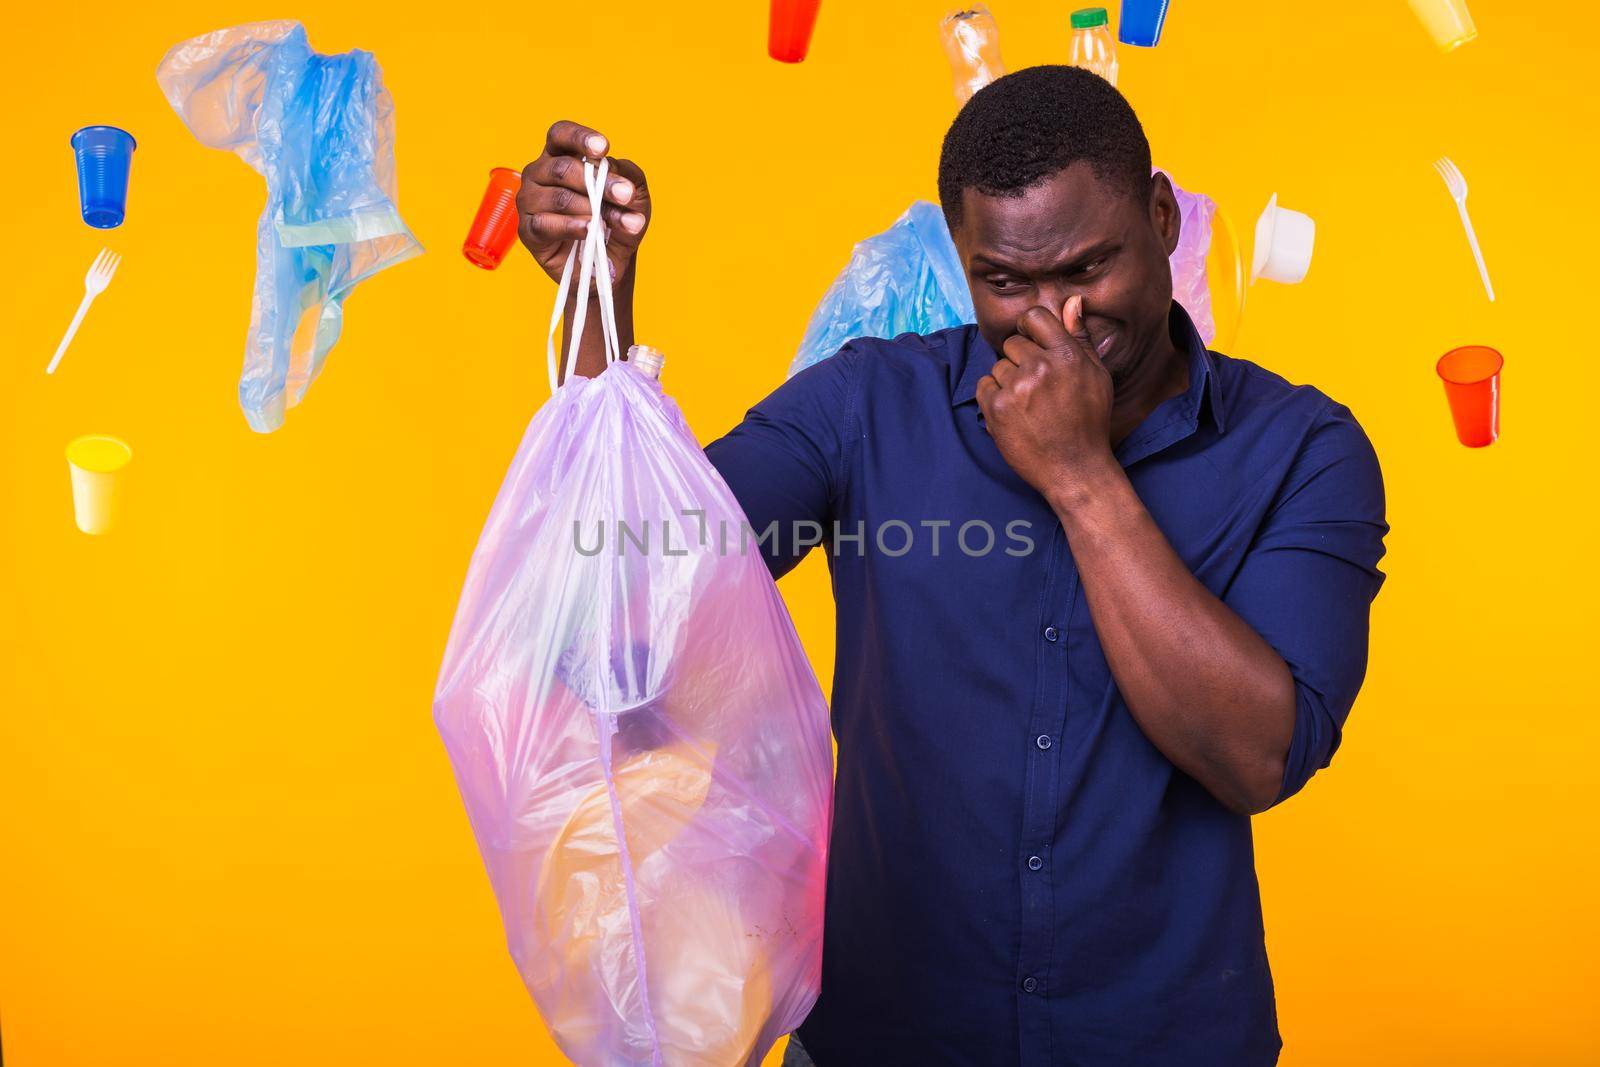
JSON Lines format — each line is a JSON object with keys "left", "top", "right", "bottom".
{"left": 1035, "top": 280, "right": 1078, "bottom": 316}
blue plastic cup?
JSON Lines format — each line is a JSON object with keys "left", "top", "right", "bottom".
{"left": 71, "top": 126, "right": 136, "bottom": 229}
{"left": 1118, "top": 0, "right": 1171, "bottom": 47}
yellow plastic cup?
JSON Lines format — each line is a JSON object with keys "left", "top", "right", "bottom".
{"left": 65, "top": 435, "right": 132, "bottom": 535}
{"left": 1407, "top": 0, "right": 1478, "bottom": 52}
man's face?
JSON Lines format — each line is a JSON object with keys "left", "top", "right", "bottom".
{"left": 954, "top": 162, "right": 1180, "bottom": 385}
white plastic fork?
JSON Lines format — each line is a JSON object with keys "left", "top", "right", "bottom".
{"left": 1434, "top": 156, "right": 1494, "bottom": 302}
{"left": 45, "top": 248, "right": 122, "bottom": 375}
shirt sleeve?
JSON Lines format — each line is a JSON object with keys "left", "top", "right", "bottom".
{"left": 704, "top": 345, "right": 862, "bottom": 581}
{"left": 1222, "top": 401, "right": 1389, "bottom": 806}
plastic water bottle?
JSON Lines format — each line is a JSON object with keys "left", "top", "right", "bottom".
{"left": 1068, "top": 8, "right": 1118, "bottom": 86}
{"left": 628, "top": 344, "right": 666, "bottom": 379}
{"left": 941, "top": 6, "right": 1006, "bottom": 105}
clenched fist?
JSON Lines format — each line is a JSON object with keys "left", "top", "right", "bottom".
{"left": 518, "top": 120, "right": 652, "bottom": 286}
{"left": 976, "top": 295, "right": 1118, "bottom": 505}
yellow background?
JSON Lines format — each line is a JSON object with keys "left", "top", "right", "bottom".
{"left": 2, "top": 1, "right": 1595, "bottom": 1064}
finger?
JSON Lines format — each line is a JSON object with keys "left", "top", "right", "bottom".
{"left": 1061, "top": 295, "right": 1094, "bottom": 346}
{"left": 522, "top": 158, "right": 637, "bottom": 214}
{"left": 523, "top": 154, "right": 637, "bottom": 207}
{"left": 600, "top": 204, "right": 650, "bottom": 239}
{"left": 1015, "top": 305, "right": 1072, "bottom": 353}
{"left": 522, "top": 153, "right": 584, "bottom": 196}
{"left": 600, "top": 158, "right": 650, "bottom": 243}
{"left": 975, "top": 373, "right": 1000, "bottom": 410}
{"left": 1061, "top": 295, "right": 1107, "bottom": 370}
{"left": 988, "top": 351, "right": 1021, "bottom": 389}
{"left": 607, "top": 158, "right": 650, "bottom": 206}
{"left": 518, "top": 181, "right": 595, "bottom": 220}
{"left": 1001, "top": 333, "right": 1046, "bottom": 371}
{"left": 522, "top": 211, "right": 590, "bottom": 245}
{"left": 545, "top": 120, "right": 608, "bottom": 161}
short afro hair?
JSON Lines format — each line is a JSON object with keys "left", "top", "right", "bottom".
{"left": 938, "top": 65, "right": 1153, "bottom": 231}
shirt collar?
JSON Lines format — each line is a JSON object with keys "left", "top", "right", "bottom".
{"left": 951, "top": 302, "right": 1226, "bottom": 435}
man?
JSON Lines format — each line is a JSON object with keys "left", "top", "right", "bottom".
{"left": 517, "top": 66, "right": 1386, "bottom": 1066}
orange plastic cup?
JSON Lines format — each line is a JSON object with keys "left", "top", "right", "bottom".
{"left": 769, "top": 0, "right": 823, "bottom": 63}
{"left": 462, "top": 167, "right": 524, "bottom": 270}
{"left": 1436, "top": 345, "right": 1503, "bottom": 447}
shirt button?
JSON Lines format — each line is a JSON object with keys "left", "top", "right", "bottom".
{"left": 1043, "top": 625, "right": 1060, "bottom": 643}
{"left": 1022, "top": 977, "right": 1039, "bottom": 994}
{"left": 1035, "top": 734, "right": 1052, "bottom": 751}
{"left": 1028, "top": 855, "right": 1043, "bottom": 871}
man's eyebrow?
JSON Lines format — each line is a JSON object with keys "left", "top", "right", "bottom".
{"left": 969, "top": 240, "right": 1120, "bottom": 275}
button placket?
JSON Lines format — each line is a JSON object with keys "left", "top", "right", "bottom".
{"left": 1017, "top": 528, "right": 1070, "bottom": 1063}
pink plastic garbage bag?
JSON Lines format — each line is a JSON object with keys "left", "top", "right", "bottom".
{"left": 1167, "top": 171, "right": 1218, "bottom": 343}
{"left": 433, "top": 160, "right": 833, "bottom": 1066}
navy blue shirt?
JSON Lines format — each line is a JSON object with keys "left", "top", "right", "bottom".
{"left": 705, "top": 306, "right": 1387, "bottom": 1066}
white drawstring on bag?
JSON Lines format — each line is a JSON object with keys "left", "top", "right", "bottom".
{"left": 545, "top": 157, "right": 622, "bottom": 393}
{"left": 539, "top": 156, "right": 670, "bottom": 1064}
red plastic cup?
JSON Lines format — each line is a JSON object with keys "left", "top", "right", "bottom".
{"left": 769, "top": 0, "right": 823, "bottom": 63}
{"left": 463, "top": 167, "right": 524, "bottom": 270}
{"left": 1436, "top": 345, "right": 1503, "bottom": 447}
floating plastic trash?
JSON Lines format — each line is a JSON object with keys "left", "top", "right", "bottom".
{"left": 1251, "top": 192, "right": 1315, "bottom": 285}
{"left": 156, "top": 21, "right": 422, "bottom": 433}
{"left": 790, "top": 201, "right": 973, "bottom": 379}
{"left": 434, "top": 159, "right": 831, "bottom": 1066}
{"left": 46, "top": 248, "right": 122, "bottom": 375}
{"left": 789, "top": 170, "right": 1225, "bottom": 378}
{"left": 1434, "top": 156, "right": 1494, "bottom": 302}
{"left": 1118, "top": 0, "right": 1172, "bottom": 47}
{"left": 1407, "top": 0, "right": 1478, "bottom": 51}
{"left": 770, "top": 0, "right": 823, "bottom": 63}
{"left": 463, "top": 167, "right": 524, "bottom": 271}
{"left": 1168, "top": 174, "right": 1225, "bottom": 341}
{"left": 1068, "top": 8, "right": 1119, "bottom": 85}
{"left": 1437, "top": 345, "right": 1502, "bottom": 447}
{"left": 71, "top": 126, "right": 136, "bottom": 229}
{"left": 65, "top": 435, "right": 132, "bottom": 535}
{"left": 941, "top": 6, "right": 1006, "bottom": 104}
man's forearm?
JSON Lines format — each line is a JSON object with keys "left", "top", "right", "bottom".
{"left": 1046, "top": 461, "right": 1296, "bottom": 815}
{"left": 557, "top": 264, "right": 636, "bottom": 384}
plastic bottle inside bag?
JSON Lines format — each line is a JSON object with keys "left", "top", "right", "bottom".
{"left": 1068, "top": 8, "right": 1119, "bottom": 86}
{"left": 628, "top": 344, "right": 665, "bottom": 379}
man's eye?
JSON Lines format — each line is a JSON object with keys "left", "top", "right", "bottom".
{"left": 1074, "top": 258, "right": 1108, "bottom": 279}
{"left": 988, "top": 278, "right": 1026, "bottom": 294}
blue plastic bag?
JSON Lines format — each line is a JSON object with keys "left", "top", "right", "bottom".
{"left": 157, "top": 21, "right": 422, "bottom": 432}
{"left": 790, "top": 201, "right": 974, "bottom": 380}
{"left": 789, "top": 171, "right": 1218, "bottom": 379}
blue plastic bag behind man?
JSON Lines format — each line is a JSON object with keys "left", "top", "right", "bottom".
{"left": 789, "top": 170, "right": 1220, "bottom": 380}
{"left": 158, "top": 21, "right": 422, "bottom": 432}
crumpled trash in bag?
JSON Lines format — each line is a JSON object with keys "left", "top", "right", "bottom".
{"left": 156, "top": 21, "right": 422, "bottom": 432}
{"left": 434, "top": 160, "right": 832, "bottom": 1066}
{"left": 788, "top": 169, "right": 1219, "bottom": 378}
